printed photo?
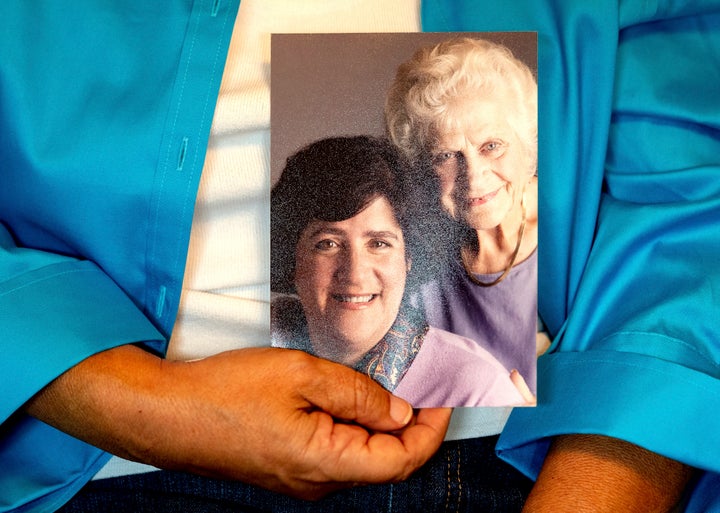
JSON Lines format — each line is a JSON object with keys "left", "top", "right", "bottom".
{"left": 270, "top": 32, "right": 538, "bottom": 408}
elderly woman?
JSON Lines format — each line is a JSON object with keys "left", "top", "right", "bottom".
{"left": 385, "top": 37, "right": 539, "bottom": 390}
{"left": 271, "top": 135, "right": 525, "bottom": 408}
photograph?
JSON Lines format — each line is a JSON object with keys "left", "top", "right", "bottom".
{"left": 270, "top": 32, "right": 538, "bottom": 407}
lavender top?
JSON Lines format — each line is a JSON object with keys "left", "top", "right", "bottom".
{"left": 394, "top": 326, "right": 525, "bottom": 407}
{"left": 414, "top": 249, "right": 538, "bottom": 393}
{"left": 271, "top": 296, "right": 524, "bottom": 407}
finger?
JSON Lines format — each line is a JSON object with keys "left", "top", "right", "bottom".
{"left": 536, "top": 331, "right": 552, "bottom": 357}
{"left": 398, "top": 407, "right": 451, "bottom": 455}
{"left": 306, "top": 407, "right": 451, "bottom": 485}
{"left": 510, "top": 369, "right": 536, "bottom": 406}
{"left": 298, "top": 354, "right": 414, "bottom": 432}
{"left": 361, "top": 407, "right": 451, "bottom": 480}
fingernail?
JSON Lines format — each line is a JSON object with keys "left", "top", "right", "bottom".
{"left": 390, "top": 396, "right": 413, "bottom": 426}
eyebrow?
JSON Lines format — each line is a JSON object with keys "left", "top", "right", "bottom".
{"left": 365, "top": 230, "right": 401, "bottom": 240}
{"left": 434, "top": 135, "right": 507, "bottom": 149}
{"left": 306, "top": 227, "right": 401, "bottom": 240}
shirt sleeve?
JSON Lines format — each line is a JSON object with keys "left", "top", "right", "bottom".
{"left": 0, "top": 0, "right": 239, "bottom": 420}
{"left": 0, "top": 226, "right": 166, "bottom": 422}
{"left": 422, "top": 0, "right": 720, "bottom": 492}
{"left": 0, "top": 2, "right": 239, "bottom": 511}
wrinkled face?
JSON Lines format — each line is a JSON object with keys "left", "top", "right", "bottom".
{"left": 294, "top": 196, "right": 408, "bottom": 366}
{"left": 430, "top": 97, "right": 534, "bottom": 231}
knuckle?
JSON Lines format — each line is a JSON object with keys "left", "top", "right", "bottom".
{"left": 283, "top": 349, "right": 319, "bottom": 382}
{"left": 351, "top": 371, "right": 380, "bottom": 416}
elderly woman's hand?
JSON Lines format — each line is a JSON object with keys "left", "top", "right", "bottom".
{"left": 509, "top": 369, "right": 536, "bottom": 406}
{"left": 27, "top": 344, "right": 450, "bottom": 500}
{"left": 509, "top": 331, "right": 550, "bottom": 406}
{"left": 536, "top": 332, "right": 551, "bottom": 358}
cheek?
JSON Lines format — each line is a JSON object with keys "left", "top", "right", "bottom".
{"left": 435, "top": 168, "right": 456, "bottom": 194}
{"left": 294, "top": 253, "right": 330, "bottom": 300}
{"left": 382, "top": 256, "right": 408, "bottom": 299}
{"left": 501, "top": 153, "right": 534, "bottom": 185}
{"left": 434, "top": 171, "right": 459, "bottom": 212}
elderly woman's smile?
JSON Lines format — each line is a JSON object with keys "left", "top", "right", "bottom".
{"left": 293, "top": 196, "right": 408, "bottom": 366}
{"left": 467, "top": 187, "right": 501, "bottom": 206}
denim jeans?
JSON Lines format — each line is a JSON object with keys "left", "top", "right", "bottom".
{"left": 58, "top": 436, "right": 532, "bottom": 513}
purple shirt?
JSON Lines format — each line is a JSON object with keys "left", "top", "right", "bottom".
{"left": 271, "top": 296, "right": 524, "bottom": 407}
{"left": 415, "top": 250, "right": 537, "bottom": 392}
{"left": 394, "top": 327, "right": 525, "bottom": 407}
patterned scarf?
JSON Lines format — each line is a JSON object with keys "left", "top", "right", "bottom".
{"left": 271, "top": 297, "right": 428, "bottom": 391}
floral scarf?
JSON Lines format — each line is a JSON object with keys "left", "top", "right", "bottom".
{"left": 271, "top": 296, "right": 428, "bottom": 391}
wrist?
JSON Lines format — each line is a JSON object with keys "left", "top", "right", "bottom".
{"left": 26, "top": 345, "right": 179, "bottom": 465}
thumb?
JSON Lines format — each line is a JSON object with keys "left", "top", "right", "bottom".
{"left": 510, "top": 369, "right": 536, "bottom": 406}
{"left": 301, "top": 356, "right": 414, "bottom": 432}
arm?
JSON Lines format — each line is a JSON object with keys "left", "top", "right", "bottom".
{"left": 523, "top": 435, "right": 694, "bottom": 513}
{"left": 4, "top": 2, "right": 447, "bottom": 506}
{"left": 26, "top": 344, "right": 450, "bottom": 500}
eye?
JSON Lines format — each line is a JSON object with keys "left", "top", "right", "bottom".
{"left": 481, "top": 140, "right": 506, "bottom": 156}
{"left": 314, "top": 239, "right": 339, "bottom": 251}
{"left": 368, "top": 239, "right": 392, "bottom": 250}
{"left": 432, "top": 151, "right": 456, "bottom": 166}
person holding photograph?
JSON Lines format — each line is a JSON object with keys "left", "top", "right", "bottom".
{"left": 271, "top": 135, "right": 527, "bottom": 408}
{"left": 385, "top": 37, "right": 541, "bottom": 391}
{"left": 6, "top": 0, "right": 715, "bottom": 511}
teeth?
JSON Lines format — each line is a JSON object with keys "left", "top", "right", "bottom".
{"left": 336, "top": 295, "right": 374, "bottom": 303}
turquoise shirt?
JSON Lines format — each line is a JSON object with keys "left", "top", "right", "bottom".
{"left": 0, "top": 1, "right": 239, "bottom": 511}
{"left": 422, "top": 1, "right": 720, "bottom": 510}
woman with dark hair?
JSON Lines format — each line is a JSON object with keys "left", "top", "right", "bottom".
{"left": 271, "top": 135, "right": 525, "bottom": 407}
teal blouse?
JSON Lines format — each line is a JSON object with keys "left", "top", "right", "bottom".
{"left": 0, "top": 1, "right": 239, "bottom": 511}
{"left": 422, "top": 1, "right": 720, "bottom": 510}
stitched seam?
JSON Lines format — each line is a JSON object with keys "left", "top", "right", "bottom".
{"left": 598, "top": 330, "right": 717, "bottom": 368}
{"left": 169, "top": 0, "right": 232, "bottom": 282}
{"left": 455, "top": 444, "right": 462, "bottom": 513}
{"left": 146, "top": 0, "right": 203, "bottom": 313}
{"left": 554, "top": 357, "right": 720, "bottom": 392}
{"left": 445, "top": 449, "right": 451, "bottom": 512}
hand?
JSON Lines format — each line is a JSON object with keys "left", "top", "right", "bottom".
{"left": 510, "top": 369, "right": 536, "bottom": 406}
{"left": 170, "top": 347, "right": 451, "bottom": 498}
{"left": 536, "top": 331, "right": 551, "bottom": 357}
{"left": 27, "top": 345, "right": 451, "bottom": 500}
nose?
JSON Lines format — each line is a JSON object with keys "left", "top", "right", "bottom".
{"left": 460, "top": 150, "right": 490, "bottom": 188}
{"left": 336, "top": 246, "right": 371, "bottom": 285}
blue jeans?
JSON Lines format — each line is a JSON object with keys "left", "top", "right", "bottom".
{"left": 58, "top": 436, "right": 531, "bottom": 512}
